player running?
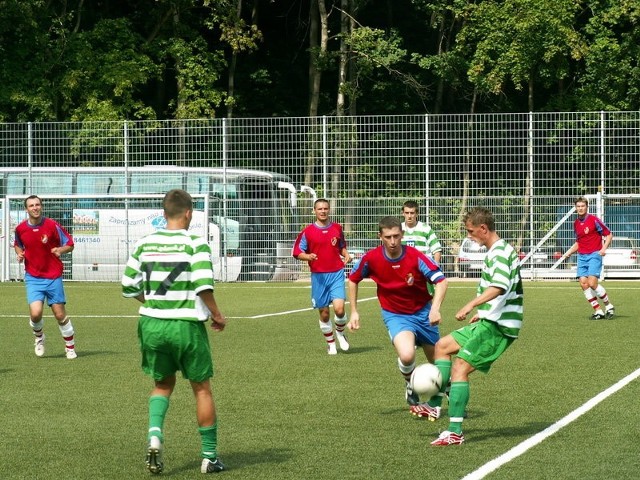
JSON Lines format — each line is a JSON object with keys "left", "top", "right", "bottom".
{"left": 14, "top": 195, "right": 77, "bottom": 359}
{"left": 347, "top": 216, "right": 448, "bottom": 407}
{"left": 293, "top": 198, "right": 351, "bottom": 354}
{"left": 561, "top": 196, "right": 615, "bottom": 319}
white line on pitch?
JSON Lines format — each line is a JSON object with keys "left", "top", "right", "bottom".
{"left": 228, "top": 295, "right": 379, "bottom": 319}
{"left": 461, "top": 367, "right": 640, "bottom": 480}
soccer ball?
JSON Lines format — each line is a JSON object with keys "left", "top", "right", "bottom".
{"left": 410, "top": 363, "right": 442, "bottom": 398}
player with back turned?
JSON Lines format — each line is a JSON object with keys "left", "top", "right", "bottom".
{"left": 122, "top": 189, "right": 227, "bottom": 474}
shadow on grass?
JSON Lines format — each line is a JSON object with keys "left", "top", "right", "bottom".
{"left": 168, "top": 448, "right": 293, "bottom": 474}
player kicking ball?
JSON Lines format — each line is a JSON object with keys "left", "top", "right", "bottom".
{"left": 347, "top": 216, "right": 448, "bottom": 408}
{"left": 410, "top": 207, "right": 523, "bottom": 446}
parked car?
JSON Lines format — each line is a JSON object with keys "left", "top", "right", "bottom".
{"left": 603, "top": 237, "right": 638, "bottom": 268}
{"left": 518, "top": 245, "right": 563, "bottom": 268}
{"left": 456, "top": 238, "right": 487, "bottom": 275}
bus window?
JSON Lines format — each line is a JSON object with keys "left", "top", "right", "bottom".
{"left": 77, "top": 174, "right": 125, "bottom": 208}
{"left": 131, "top": 173, "right": 182, "bottom": 194}
{"left": 77, "top": 174, "right": 125, "bottom": 195}
{"left": 7, "top": 173, "right": 72, "bottom": 195}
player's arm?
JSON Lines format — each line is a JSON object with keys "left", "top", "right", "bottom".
{"left": 432, "top": 251, "right": 442, "bottom": 264}
{"left": 51, "top": 245, "right": 74, "bottom": 257}
{"left": 341, "top": 246, "right": 351, "bottom": 265}
{"left": 600, "top": 233, "right": 613, "bottom": 255}
{"left": 199, "top": 289, "right": 226, "bottom": 332}
{"left": 562, "top": 241, "right": 579, "bottom": 260}
{"left": 14, "top": 245, "right": 25, "bottom": 263}
{"left": 346, "top": 279, "right": 360, "bottom": 331}
{"left": 455, "top": 286, "right": 504, "bottom": 322}
{"left": 428, "top": 278, "right": 448, "bottom": 326}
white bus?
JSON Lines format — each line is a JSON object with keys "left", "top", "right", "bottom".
{"left": 1, "top": 166, "right": 308, "bottom": 282}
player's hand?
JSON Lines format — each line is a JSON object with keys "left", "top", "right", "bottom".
{"left": 469, "top": 314, "right": 480, "bottom": 323}
{"left": 51, "top": 247, "right": 61, "bottom": 257}
{"left": 308, "top": 253, "right": 318, "bottom": 262}
{"left": 347, "top": 313, "right": 360, "bottom": 332}
{"left": 16, "top": 252, "right": 24, "bottom": 263}
{"left": 342, "top": 253, "right": 352, "bottom": 265}
{"left": 210, "top": 314, "right": 226, "bottom": 332}
{"left": 428, "top": 309, "right": 442, "bottom": 326}
{"left": 455, "top": 304, "right": 473, "bottom": 321}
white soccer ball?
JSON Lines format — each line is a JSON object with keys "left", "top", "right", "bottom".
{"left": 410, "top": 363, "right": 442, "bottom": 398}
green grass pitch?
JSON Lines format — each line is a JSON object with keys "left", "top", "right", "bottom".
{"left": 0, "top": 280, "right": 639, "bottom": 479}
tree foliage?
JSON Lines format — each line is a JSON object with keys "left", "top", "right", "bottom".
{"left": 0, "top": 0, "right": 639, "bottom": 121}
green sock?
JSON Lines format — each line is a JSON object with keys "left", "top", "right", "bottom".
{"left": 447, "top": 381, "right": 469, "bottom": 434}
{"left": 428, "top": 359, "right": 452, "bottom": 408}
{"left": 199, "top": 423, "right": 218, "bottom": 459}
{"left": 148, "top": 395, "right": 170, "bottom": 441}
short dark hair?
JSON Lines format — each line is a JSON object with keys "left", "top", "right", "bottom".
{"left": 24, "top": 195, "right": 42, "bottom": 208}
{"left": 462, "top": 207, "right": 495, "bottom": 232}
{"left": 314, "top": 198, "right": 330, "bottom": 208}
{"left": 163, "top": 189, "right": 193, "bottom": 218}
{"left": 378, "top": 215, "right": 402, "bottom": 233}
{"left": 402, "top": 200, "right": 419, "bottom": 211}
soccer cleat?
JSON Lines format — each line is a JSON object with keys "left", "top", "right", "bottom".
{"left": 65, "top": 347, "right": 78, "bottom": 360}
{"left": 405, "top": 383, "right": 420, "bottom": 406}
{"left": 430, "top": 430, "right": 465, "bottom": 446}
{"left": 327, "top": 342, "right": 337, "bottom": 355}
{"left": 605, "top": 305, "right": 615, "bottom": 319}
{"left": 590, "top": 311, "right": 605, "bottom": 320}
{"left": 145, "top": 436, "right": 164, "bottom": 474}
{"left": 335, "top": 331, "right": 350, "bottom": 351}
{"left": 34, "top": 334, "right": 46, "bottom": 357}
{"left": 201, "top": 457, "right": 226, "bottom": 473}
{"left": 409, "top": 403, "right": 441, "bottom": 421}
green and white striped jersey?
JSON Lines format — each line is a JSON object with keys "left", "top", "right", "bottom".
{"left": 401, "top": 221, "right": 442, "bottom": 257}
{"left": 122, "top": 229, "right": 215, "bottom": 322}
{"left": 477, "top": 239, "right": 523, "bottom": 338}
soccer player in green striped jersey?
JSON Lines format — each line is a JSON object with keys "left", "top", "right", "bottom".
{"left": 122, "top": 189, "right": 227, "bottom": 474}
{"left": 401, "top": 200, "right": 443, "bottom": 264}
{"left": 410, "top": 207, "right": 524, "bottom": 446}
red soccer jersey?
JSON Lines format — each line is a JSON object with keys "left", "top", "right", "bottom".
{"left": 14, "top": 217, "right": 74, "bottom": 279}
{"left": 292, "top": 222, "right": 347, "bottom": 273}
{"left": 348, "top": 245, "right": 445, "bottom": 314}
{"left": 573, "top": 214, "right": 610, "bottom": 254}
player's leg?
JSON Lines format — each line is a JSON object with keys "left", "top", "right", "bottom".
{"left": 393, "top": 330, "right": 420, "bottom": 405}
{"left": 25, "top": 278, "right": 46, "bottom": 357}
{"left": 328, "top": 271, "right": 349, "bottom": 351}
{"left": 580, "top": 255, "right": 605, "bottom": 319}
{"left": 146, "top": 376, "right": 175, "bottom": 474}
{"left": 190, "top": 380, "right": 225, "bottom": 473}
{"left": 311, "top": 274, "right": 337, "bottom": 354}
{"left": 48, "top": 278, "right": 77, "bottom": 358}
{"left": 185, "top": 322, "right": 225, "bottom": 473}
{"left": 332, "top": 298, "right": 350, "bottom": 351}
{"left": 139, "top": 315, "right": 178, "bottom": 474}
{"left": 411, "top": 333, "right": 458, "bottom": 418}
{"left": 592, "top": 278, "right": 614, "bottom": 317}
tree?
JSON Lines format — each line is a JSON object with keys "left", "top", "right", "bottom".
{"left": 575, "top": 0, "right": 640, "bottom": 110}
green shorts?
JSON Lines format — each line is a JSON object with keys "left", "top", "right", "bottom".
{"left": 138, "top": 315, "right": 214, "bottom": 382}
{"left": 451, "top": 319, "right": 515, "bottom": 373}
